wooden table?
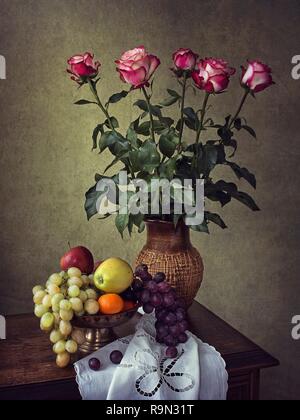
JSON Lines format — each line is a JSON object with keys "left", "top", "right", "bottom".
{"left": 0, "top": 301, "right": 279, "bottom": 400}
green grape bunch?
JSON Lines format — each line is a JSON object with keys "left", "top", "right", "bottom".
{"left": 32, "top": 267, "right": 100, "bottom": 368}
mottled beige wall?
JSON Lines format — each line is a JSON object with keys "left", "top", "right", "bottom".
{"left": 0, "top": 0, "right": 300, "bottom": 400}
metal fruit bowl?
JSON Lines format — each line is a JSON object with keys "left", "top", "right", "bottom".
{"left": 72, "top": 305, "right": 140, "bottom": 356}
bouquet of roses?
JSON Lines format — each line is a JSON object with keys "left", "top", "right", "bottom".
{"left": 67, "top": 47, "right": 274, "bottom": 236}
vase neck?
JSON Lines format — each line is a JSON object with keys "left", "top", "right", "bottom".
{"left": 145, "top": 220, "right": 192, "bottom": 252}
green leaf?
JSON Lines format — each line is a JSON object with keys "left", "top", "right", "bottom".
{"left": 104, "top": 117, "right": 119, "bottom": 129}
{"left": 159, "top": 96, "right": 180, "bottom": 107}
{"left": 115, "top": 213, "right": 129, "bottom": 238}
{"left": 183, "top": 107, "right": 199, "bottom": 131}
{"left": 205, "top": 211, "right": 227, "bottom": 229}
{"left": 92, "top": 124, "right": 104, "bottom": 151}
{"left": 190, "top": 219, "right": 210, "bottom": 234}
{"left": 167, "top": 89, "right": 181, "bottom": 98}
{"left": 227, "top": 162, "right": 256, "bottom": 188}
{"left": 135, "top": 121, "right": 151, "bottom": 136}
{"left": 134, "top": 100, "right": 149, "bottom": 113}
{"left": 159, "top": 131, "right": 179, "bottom": 158}
{"left": 231, "top": 191, "right": 260, "bottom": 211}
{"left": 138, "top": 140, "right": 161, "bottom": 173}
{"left": 74, "top": 99, "right": 97, "bottom": 105}
{"left": 217, "top": 126, "right": 233, "bottom": 142}
{"left": 242, "top": 125, "right": 257, "bottom": 138}
{"left": 99, "top": 131, "right": 127, "bottom": 154}
{"left": 126, "top": 127, "right": 141, "bottom": 149}
{"left": 159, "top": 157, "right": 177, "bottom": 179}
{"left": 106, "top": 90, "right": 128, "bottom": 106}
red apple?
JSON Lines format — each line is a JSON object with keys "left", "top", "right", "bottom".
{"left": 60, "top": 246, "right": 94, "bottom": 275}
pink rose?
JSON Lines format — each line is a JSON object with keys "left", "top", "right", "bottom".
{"left": 115, "top": 46, "right": 160, "bottom": 89}
{"left": 192, "top": 58, "right": 236, "bottom": 93}
{"left": 241, "top": 60, "right": 274, "bottom": 93}
{"left": 67, "top": 52, "right": 100, "bottom": 83}
{"left": 172, "top": 48, "right": 198, "bottom": 73}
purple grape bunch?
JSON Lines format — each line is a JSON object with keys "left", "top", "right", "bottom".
{"left": 134, "top": 264, "right": 189, "bottom": 358}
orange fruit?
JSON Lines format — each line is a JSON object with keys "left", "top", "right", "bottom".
{"left": 123, "top": 301, "right": 136, "bottom": 311}
{"left": 98, "top": 294, "right": 124, "bottom": 315}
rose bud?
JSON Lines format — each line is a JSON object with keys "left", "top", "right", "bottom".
{"left": 172, "top": 48, "right": 198, "bottom": 77}
{"left": 192, "top": 57, "right": 235, "bottom": 93}
{"left": 241, "top": 60, "right": 275, "bottom": 93}
{"left": 115, "top": 46, "right": 160, "bottom": 89}
{"left": 67, "top": 52, "right": 100, "bottom": 84}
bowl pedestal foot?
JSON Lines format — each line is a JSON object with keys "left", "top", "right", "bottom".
{"left": 79, "top": 327, "right": 118, "bottom": 356}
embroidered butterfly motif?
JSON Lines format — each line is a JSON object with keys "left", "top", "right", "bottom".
{"left": 120, "top": 348, "right": 195, "bottom": 397}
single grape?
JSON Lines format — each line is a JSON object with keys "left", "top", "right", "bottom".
{"left": 48, "top": 273, "right": 63, "bottom": 287}
{"left": 178, "top": 320, "right": 189, "bottom": 333}
{"left": 79, "top": 290, "right": 88, "bottom": 303}
{"left": 178, "top": 332, "right": 189, "bottom": 343}
{"left": 33, "top": 290, "right": 47, "bottom": 305}
{"left": 65, "top": 339, "right": 78, "bottom": 354}
{"left": 164, "top": 312, "right": 177, "bottom": 326}
{"left": 88, "top": 274, "right": 95, "bottom": 286}
{"left": 51, "top": 293, "right": 64, "bottom": 307}
{"left": 132, "top": 279, "right": 143, "bottom": 293}
{"left": 156, "top": 324, "right": 168, "bottom": 338}
{"left": 150, "top": 293, "right": 163, "bottom": 308}
{"left": 34, "top": 304, "right": 48, "bottom": 318}
{"left": 139, "top": 271, "right": 153, "bottom": 283}
{"left": 175, "top": 307, "right": 186, "bottom": 322}
{"left": 164, "top": 335, "right": 176, "bottom": 347}
{"left": 56, "top": 351, "right": 70, "bottom": 368}
{"left": 157, "top": 282, "right": 171, "bottom": 294}
{"left": 69, "top": 297, "right": 83, "bottom": 313}
{"left": 47, "top": 284, "right": 61, "bottom": 296}
{"left": 140, "top": 289, "right": 150, "bottom": 304}
{"left": 53, "top": 340, "right": 66, "bottom": 354}
{"left": 32, "top": 285, "right": 44, "bottom": 296}
{"left": 146, "top": 280, "right": 158, "bottom": 293}
{"left": 166, "top": 346, "right": 178, "bottom": 359}
{"left": 89, "top": 357, "right": 101, "bottom": 371}
{"left": 169, "top": 324, "right": 180, "bottom": 337}
{"left": 86, "top": 288, "right": 98, "bottom": 300}
{"left": 143, "top": 303, "right": 154, "bottom": 314}
{"left": 59, "top": 320, "right": 72, "bottom": 336}
{"left": 60, "top": 299, "right": 72, "bottom": 311}
{"left": 59, "top": 309, "right": 74, "bottom": 322}
{"left": 68, "top": 267, "right": 82, "bottom": 278}
{"left": 68, "top": 285, "right": 80, "bottom": 298}
{"left": 50, "top": 329, "right": 63, "bottom": 344}
{"left": 155, "top": 308, "right": 168, "bottom": 322}
{"left": 81, "top": 275, "right": 90, "bottom": 287}
{"left": 42, "top": 294, "right": 52, "bottom": 309}
{"left": 52, "top": 303, "right": 60, "bottom": 313}
{"left": 84, "top": 299, "right": 99, "bottom": 315}
{"left": 40, "top": 312, "right": 55, "bottom": 331}
{"left": 68, "top": 277, "right": 83, "bottom": 288}
{"left": 110, "top": 350, "right": 123, "bottom": 364}
{"left": 135, "top": 264, "right": 148, "bottom": 277}
{"left": 153, "top": 272, "right": 166, "bottom": 284}
{"left": 163, "top": 292, "right": 175, "bottom": 307}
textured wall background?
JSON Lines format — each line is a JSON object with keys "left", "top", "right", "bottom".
{"left": 0, "top": 0, "right": 299, "bottom": 400}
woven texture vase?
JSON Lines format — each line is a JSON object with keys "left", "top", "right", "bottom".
{"left": 136, "top": 220, "right": 204, "bottom": 307}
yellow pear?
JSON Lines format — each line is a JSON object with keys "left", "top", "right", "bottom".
{"left": 94, "top": 258, "right": 133, "bottom": 294}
